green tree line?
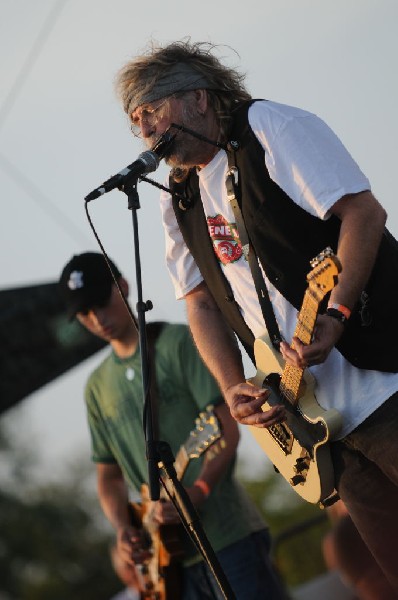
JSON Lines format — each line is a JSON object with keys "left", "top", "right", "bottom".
{"left": 0, "top": 425, "right": 331, "bottom": 599}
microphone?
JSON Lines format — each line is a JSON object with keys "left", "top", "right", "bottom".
{"left": 85, "top": 131, "right": 176, "bottom": 202}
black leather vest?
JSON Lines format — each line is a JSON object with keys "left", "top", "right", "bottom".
{"left": 170, "top": 101, "right": 398, "bottom": 372}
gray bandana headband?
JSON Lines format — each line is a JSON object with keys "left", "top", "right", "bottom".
{"left": 127, "top": 62, "right": 212, "bottom": 115}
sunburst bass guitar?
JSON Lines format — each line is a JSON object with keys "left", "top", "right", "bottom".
{"left": 248, "top": 247, "right": 343, "bottom": 506}
{"left": 129, "top": 406, "right": 222, "bottom": 600}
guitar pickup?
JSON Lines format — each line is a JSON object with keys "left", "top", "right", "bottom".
{"left": 290, "top": 456, "right": 311, "bottom": 486}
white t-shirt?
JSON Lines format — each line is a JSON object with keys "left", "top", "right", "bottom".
{"left": 160, "top": 100, "right": 398, "bottom": 438}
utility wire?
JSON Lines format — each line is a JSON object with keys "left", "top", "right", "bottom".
{"left": 0, "top": 150, "right": 90, "bottom": 246}
{"left": 0, "top": 0, "right": 91, "bottom": 245}
{"left": 0, "top": 0, "right": 69, "bottom": 131}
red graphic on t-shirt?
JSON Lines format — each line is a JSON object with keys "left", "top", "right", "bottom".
{"left": 207, "top": 214, "right": 242, "bottom": 265}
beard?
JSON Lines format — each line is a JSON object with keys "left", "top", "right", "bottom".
{"left": 164, "top": 106, "right": 216, "bottom": 169}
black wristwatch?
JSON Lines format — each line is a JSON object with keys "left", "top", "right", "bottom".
{"left": 325, "top": 307, "right": 348, "bottom": 325}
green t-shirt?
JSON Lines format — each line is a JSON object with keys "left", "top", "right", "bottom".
{"left": 85, "top": 323, "right": 265, "bottom": 564}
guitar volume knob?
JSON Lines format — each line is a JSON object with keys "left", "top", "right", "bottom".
{"left": 294, "top": 458, "right": 309, "bottom": 473}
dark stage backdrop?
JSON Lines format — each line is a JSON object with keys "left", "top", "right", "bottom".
{"left": 0, "top": 281, "right": 106, "bottom": 415}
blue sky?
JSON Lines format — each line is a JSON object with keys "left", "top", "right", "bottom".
{"left": 1, "top": 0, "right": 397, "bottom": 480}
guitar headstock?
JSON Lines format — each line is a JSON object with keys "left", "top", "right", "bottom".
{"left": 307, "top": 247, "right": 342, "bottom": 300}
{"left": 184, "top": 405, "right": 222, "bottom": 459}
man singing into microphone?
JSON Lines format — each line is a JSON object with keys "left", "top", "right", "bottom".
{"left": 113, "top": 39, "right": 398, "bottom": 594}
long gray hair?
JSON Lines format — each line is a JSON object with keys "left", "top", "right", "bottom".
{"left": 115, "top": 39, "right": 252, "bottom": 142}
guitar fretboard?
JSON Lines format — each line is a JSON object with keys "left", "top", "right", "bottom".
{"left": 173, "top": 448, "right": 189, "bottom": 482}
{"left": 280, "top": 283, "right": 323, "bottom": 406}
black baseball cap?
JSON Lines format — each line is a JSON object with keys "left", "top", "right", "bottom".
{"left": 58, "top": 252, "right": 121, "bottom": 319}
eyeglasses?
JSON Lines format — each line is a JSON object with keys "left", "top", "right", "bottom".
{"left": 130, "top": 96, "right": 172, "bottom": 138}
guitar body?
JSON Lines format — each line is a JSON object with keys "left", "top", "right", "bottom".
{"left": 129, "top": 488, "right": 183, "bottom": 600}
{"left": 249, "top": 333, "right": 342, "bottom": 505}
{"left": 246, "top": 248, "right": 344, "bottom": 505}
{"left": 128, "top": 407, "right": 221, "bottom": 599}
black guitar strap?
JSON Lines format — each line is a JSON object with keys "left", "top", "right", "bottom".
{"left": 225, "top": 143, "right": 283, "bottom": 352}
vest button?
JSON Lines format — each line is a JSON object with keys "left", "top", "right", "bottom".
{"left": 225, "top": 295, "right": 234, "bottom": 303}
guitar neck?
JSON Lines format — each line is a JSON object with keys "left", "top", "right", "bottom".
{"left": 158, "top": 408, "right": 220, "bottom": 497}
{"left": 173, "top": 447, "right": 189, "bottom": 482}
{"left": 280, "top": 287, "right": 320, "bottom": 405}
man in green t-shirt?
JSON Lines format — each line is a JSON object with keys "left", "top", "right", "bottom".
{"left": 58, "top": 252, "right": 287, "bottom": 600}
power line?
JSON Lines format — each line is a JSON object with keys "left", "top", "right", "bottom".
{"left": 0, "top": 0, "right": 69, "bottom": 131}
{"left": 0, "top": 0, "right": 91, "bottom": 246}
{"left": 0, "top": 150, "right": 90, "bottom": 246}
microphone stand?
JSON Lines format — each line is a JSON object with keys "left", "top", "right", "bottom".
{"left": 121, "top": 173, "right": 236, "bottom": 600}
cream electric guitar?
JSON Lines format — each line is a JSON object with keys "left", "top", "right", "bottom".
{"left": 248, "top": 247, "right": 343, "bottom": 506}
{"left": 129, "top": 406, "right": 222, "bottom": 599}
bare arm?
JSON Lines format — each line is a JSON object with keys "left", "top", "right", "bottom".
{"left": 183, "top": 281, "right": 285, "bottom": 428}
{"left": 328, "top": 191, "right": 386, "bottom": 307}
{"left": 97, "top": 463, "right": 148, "bottom": 565}
{"left": 97, "top": 462, "right": 130, "bottom": 528}
{"left": 184, "top": 403, "right": 239, "bottom": 505}
{"left": 185, "top": 281, "right": 244, "bottom": 393}
{"left": 281, "top": 191, "right": 387, "bottom": 368}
